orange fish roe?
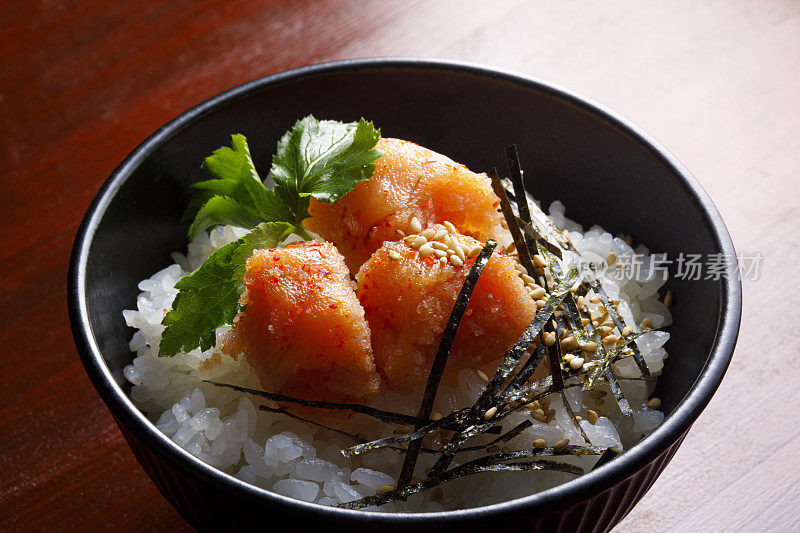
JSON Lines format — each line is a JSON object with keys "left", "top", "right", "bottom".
{"left": 356, "top": 228, "right": 538, "bottom": 392}
{"left": 223, "top": 241, "right": 380, "bottom": 410}
{"left": 304, "top": 138, "right": 508, "bottom": 272}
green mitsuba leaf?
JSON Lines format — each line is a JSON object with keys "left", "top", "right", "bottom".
{"left": 159, "top": 222, "right": 294, "bottom": 357}
{"left": 186, "top": 134, "right": 292, "bottom": 238}
{"left": 270, "top": 116, "right": 381, "bottom": 222}
{"left": 163, "top": 117, "right": 382, "bottom": 357}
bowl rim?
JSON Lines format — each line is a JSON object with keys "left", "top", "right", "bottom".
{"left": 68, "top": 57, "right": 742, "bottom": 526}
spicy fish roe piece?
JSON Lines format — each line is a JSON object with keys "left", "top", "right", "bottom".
{"left": 356, "top": 226, "right": 538, "bottom": 392}
{"left": 304, "top": 138, "right": 508, "bottom": 272}
{"left": 223, "top": 241, "right": 379, "bottom": 408}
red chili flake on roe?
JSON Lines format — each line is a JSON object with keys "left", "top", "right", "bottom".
{"left": 223, "top": 242, "right": 379, "bottom": 413}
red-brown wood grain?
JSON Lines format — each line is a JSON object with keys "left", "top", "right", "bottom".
{"left": 1, "top": 1, "right": 798, "bottom": 530}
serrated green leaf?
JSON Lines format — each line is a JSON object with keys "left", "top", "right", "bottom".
{"left": 188, "top": 196, "right": 263, "bottom": 240}
{"left": 270, "top": 116, "right": 381, "bottom": 220}
{"left": 159, "top": 222, "right": 294, "bottom": 357}
{"left": 186, "top": 134, "right": 292, "bottom": 238}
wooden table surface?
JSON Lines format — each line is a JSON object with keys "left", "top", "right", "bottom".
{"left": 2, "top": 1, "right": 798, "bottom": 530}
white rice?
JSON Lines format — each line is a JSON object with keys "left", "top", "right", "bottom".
{"left": 122, "top": 202, "right": 669, "bottom": 512}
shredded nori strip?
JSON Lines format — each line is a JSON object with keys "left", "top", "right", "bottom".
{"left": 591, "top": 447, "right": 622, "bottom": 470}
{"left": 339, "top": 458, "right": 585, "bottom": 509}
{"left": 204, "top": 381, "right": 427, "bottom": 425}
{"left": 489, "top": 168, "right": 534, "bottom": 269}
{"left": 257, "top": 404, "right": 367, "bottom": 443}
{"left": 427, "top": 274, "right": 576, "bottom": 480}
{"left": 397, "top": 240, "right": 498, "bottom": 490}
{"left": 590, "top": 280, "right": 651, "bottom": 377}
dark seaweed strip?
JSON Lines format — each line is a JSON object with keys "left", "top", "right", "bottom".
{"left": 426, "top": 287, "right": 576, "bottom": 480}
{"left": 502, "top": 340, "right": 549, "bottom": 396}
{"left": 488, "top": 168, "right": 535, "bottom": 269}
{"left": 517, "top": 186, "right": 651, "bottom": 381}
{"left": 590, "top": 280, "right": 651, "bottom": 377}
{"left": 489, "top": 420, "right": 533, "bottom": 445}
{"left": 502, "top": 151, "right": 568, "bottom": 398}
{"left": 559, "top": 390, "right": 590, "bottom": 443}
{"left": 397, "top": 240, "right": 498, "bottom": 490}
{"left": 534, "top": 237, "right": 633, "bottom": 418}
{"left": 491, "top": 166, "right": 565, "bottom": 403}
{"left": 505, "top": 145, "right": 534, "bottom": 247}
{"left": 459, "top": 446, "right": 608, "bottom": 469}
{"left": 340, "top": 410, "right": 465, "bottom": 458}
{"left": 257, "top": 404, "right": 368, "bottom": 443}
{"left": 430, "top": 383, "right": 558, "bottom": 478}
{"left": 603, "top": 367, "right": 632, "bottom": 414}
{"left": 345, "top": 378, "right": 560, "bottom": 462}
{"left": 457, "top": 420, "right": 536, "bottom": 453}
{"left": 564, "top": 292, "right": 632, "bottom": 417}
{"left": 497, "top": 180, "right": 563, "bottom": 259}
{"left": 504, "top": 146, "right": 563, "bottom": 257}
{"left": 502, "top": 375, "right": 554, "bottom": 403}
{"left": 513, "top": 214, "right": 565, "bottom": 259}
{"left": 260, "top": 403, "right": 441, "bottom": 455}
{"left": 338, "top": 458, "right": 584, "bottom": 509}
{"left": 204, "top": 381, "right": 424, "bottom": 425}
{"left": 591, "top": 447, "right": 622, "bottom": 471}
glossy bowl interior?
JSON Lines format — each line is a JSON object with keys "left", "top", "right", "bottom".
{"left": 68, "top": 58, "right": 741, "bottom": 531}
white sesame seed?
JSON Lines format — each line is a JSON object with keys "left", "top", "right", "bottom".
{"left": 432, "top": 241, "right": 448, "bottom": 251}
{"left": 579, "top": 341, "right": 598, "bottom": 353}
{"left": 533, "top": 255, "right": 548, "bottom": 268}
{"left": 530, "top": 287, "right": 547, "bottom": 299}
{"left": 421, "top": 228, "right": 436, "bottom": 240}
{"left": 521, "top": 274, "right": 535, "bottom": 285}
{"left": 444, "top": 221, "right": 457, "bottom": 234}
{"left": 531, "top": 410, "right": 547, "bottom": 423}
{"left": 543, "top": 331, "right": 556, "bottom": 346}
{"left": 468, "top": 245, "right": 482, "bottom": 258}
{"left": 439, "top": 256, "right": 448, "bottom": 265}
{"left": 409, "top": 217, "right": 422, "bottom": 234}
{"left": 418, "top": 243, "right": 435, "bottom": 257}
{"left": 433, "top": 249, "right": 447, "bottom": 258}
{"left": 410, "top": 235, "right": 427, "bottom": 249}
{"left": 433, "top": 229, "right": 447, "bottom": 241}
{"left": 387, "top": 250, "right": 401, "bottom": 261}
{"left": 450, "top": 254, "right": 464, "bottom": 267}
{"left": 394, "top": 229, "right": 405, "bottom": 238}
{"left": 454, "top": 244, "right": 466, "bottom": 262}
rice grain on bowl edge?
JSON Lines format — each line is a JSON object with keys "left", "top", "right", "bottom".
{"left": 122, "top": 199, "right": 670, "bottom": 513}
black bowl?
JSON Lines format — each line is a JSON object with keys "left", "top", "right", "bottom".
{"left": 68, "top": 58, "right": 741, "bottom": 532}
